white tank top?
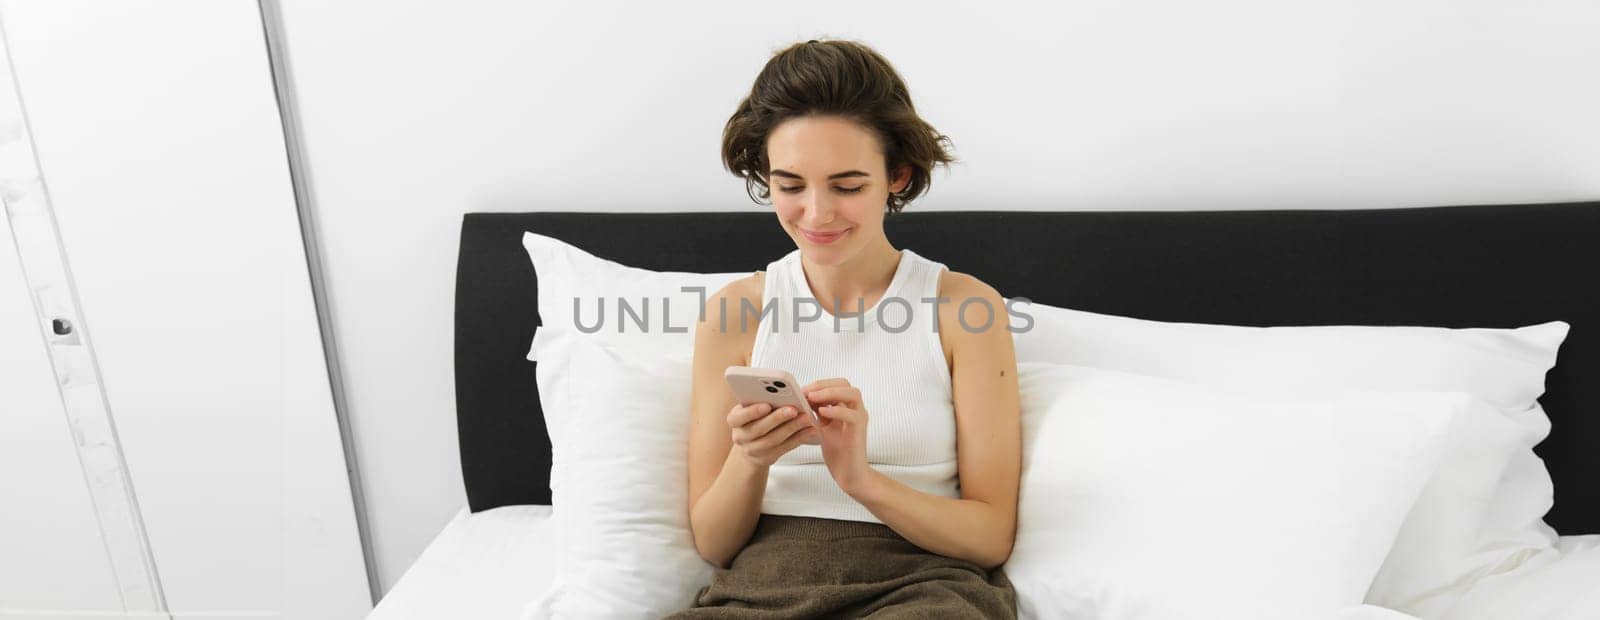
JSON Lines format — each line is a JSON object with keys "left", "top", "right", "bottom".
{"left": 750, "top": 247, "right": 959, "bottom": 523}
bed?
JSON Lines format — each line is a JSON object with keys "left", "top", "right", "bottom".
{"left": 370, "top": 199, "right": 1600, "bottom": 619}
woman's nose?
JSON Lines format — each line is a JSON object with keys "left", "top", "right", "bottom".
{"left": 801, "top": 193, "right": 834, "bottom": 224}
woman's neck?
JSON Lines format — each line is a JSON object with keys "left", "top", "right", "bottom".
{"left": 797, "top": 238, "right": 903, "bottom": 316}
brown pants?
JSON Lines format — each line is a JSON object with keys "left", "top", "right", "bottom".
{"left": 662, "top": 513, "right": 1019, "bottom": 619}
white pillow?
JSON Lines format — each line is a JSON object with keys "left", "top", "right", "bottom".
{"left": 1004, "top": 361, "right": 1472, "bottom": 619}
{"left": 523, "top": 232, "right": 744, "bottom": 446}
{"left": 522, "top": 231, "right": 744, "bottom": 360}
{"left": 1010, "top": 302, "right": 1565, "bottom": 411}
{"left": 521, "top": 338, "right": 711, "bottom": 619}
{"left": 1010, "top": 302, "right": 1569, "bottom": 616}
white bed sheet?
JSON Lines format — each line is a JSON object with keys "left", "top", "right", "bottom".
{"left": 369, "top": 505, "right": 557, "bottom": 620}
{"left": 1437, "top": 534, "right": 1600, "bottom": 620}
{"left": 367, "top": 504, "right": 1596, "bottom": 620}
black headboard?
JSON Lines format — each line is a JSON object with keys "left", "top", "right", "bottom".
{"left": 454, "top": 200, "right": 1600, "bottom": 535}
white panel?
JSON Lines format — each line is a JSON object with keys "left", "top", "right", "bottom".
{"left": 0, "top": 1, "right": 369, "bottom": 617}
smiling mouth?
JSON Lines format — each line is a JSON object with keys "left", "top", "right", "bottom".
{"left": 801, "top": 228, "right": 849, "bottom": 243}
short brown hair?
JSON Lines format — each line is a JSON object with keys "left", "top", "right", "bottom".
{"left": 721, "top": 38, "right": 957, "bottom": 215}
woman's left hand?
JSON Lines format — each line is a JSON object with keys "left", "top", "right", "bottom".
{"left": 802, "top": 378, "right": 873, "bottom": 496}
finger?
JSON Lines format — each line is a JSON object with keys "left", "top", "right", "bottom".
{"left": 774, "top": 413, "right": 814, "bottom": 439}
{"left": 816, "top": 404, "right": 865, "bottom": 424}
{"left": 805, "top": 385, "right": 859, "bottom": 402}
{"left": 727, "top": 402, "right": 773, "bottom": 428}
{"left": 755, "top": 425, "right": 812, "bottom": 459}
{"left": 801, "top": 378, "right": 850, "bottom": 395}
{"left": 777, "top": 425, "right": 820, "bottom": 451}
{"left": 743, "top": 405, "right": 798, "bottom": 438}
{"left": 731, "top": 405, "right": 785, "bottom": 444}
{"left": 804, "top": 385, "right": 861, "bottom": 407}
{"left": 753, "top": 415, "right": 813, "bottom": 452}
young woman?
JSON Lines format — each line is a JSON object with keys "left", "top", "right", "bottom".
{"left": 668, "top": 38, "right": 1022, "bottom": 619}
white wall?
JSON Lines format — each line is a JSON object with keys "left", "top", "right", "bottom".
{"left": 1, "top": 1, "right": 370, "bottom": 616}
{"left": 270, "top": 0, "right": 1600, "bottom": 595}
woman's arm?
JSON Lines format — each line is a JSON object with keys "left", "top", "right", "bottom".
{"left": 844, "top": 274, "right": 1023, "bottom": 570}
{"left": 685, "top": 278, "right": 770, "bottom": 569}
{"left": 689, "top": 449, "right": 769, "bottom": 569}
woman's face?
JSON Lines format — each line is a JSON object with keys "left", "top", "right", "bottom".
{"left": 765, "top": 115, "right": 910, "bottom": 264}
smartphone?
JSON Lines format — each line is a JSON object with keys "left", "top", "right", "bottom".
{"left": 724, "top": 366, "right": 822, "bottom": 445}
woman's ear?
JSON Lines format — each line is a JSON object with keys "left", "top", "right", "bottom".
{"left": 891, "top": 165, "right": 912, "bottom": 193}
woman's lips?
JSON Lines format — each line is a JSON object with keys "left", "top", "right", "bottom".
{"left": 802, "top": 228, "right": 848, "bottom": 244}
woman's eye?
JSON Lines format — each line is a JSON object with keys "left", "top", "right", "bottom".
{"left": 779, "top": 186, "right": 865, "bottom": 194}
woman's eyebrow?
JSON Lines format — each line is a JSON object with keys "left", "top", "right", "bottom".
{"left": 770, "top": 169, "right": 870, "bottom": 180}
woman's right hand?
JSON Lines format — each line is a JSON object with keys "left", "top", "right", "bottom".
{"left": 727, "top": 402, "right": 818, "bottom": 468}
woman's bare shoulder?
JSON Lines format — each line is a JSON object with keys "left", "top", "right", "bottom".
{"left": 937, "top": 268, "right": 1001, "bottom": 301}
{"left": 712, "top": 271, "right": 765, "bottom": 309}
{"left": 697, "top": 272, "right": 767, "bottom": 355}
{"left": 935, "top": 269, "right": 1010, "bottom": 366}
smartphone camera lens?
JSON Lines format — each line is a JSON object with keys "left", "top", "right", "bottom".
{"left": 765, "top": 386, "right": 779, "bottom": 393}
{"left": 772, "top": 381, "right": 786, "bottom": 388}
